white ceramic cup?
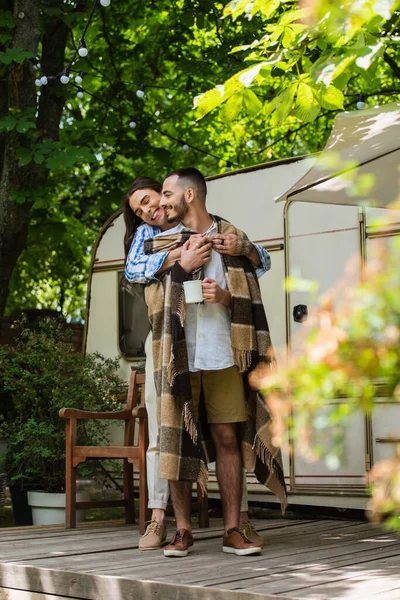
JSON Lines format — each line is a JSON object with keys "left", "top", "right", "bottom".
{"left": 183, "top": 280, "right": 203, "bottom": 304}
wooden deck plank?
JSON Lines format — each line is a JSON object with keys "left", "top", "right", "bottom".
{"left": 230, "top": 551, "right": 400, "bottom": 597}
{"left": 11, "top": 521, "right": 370, "bottom": 572}
{"left": 0, "top": 564, "right": 296, "bottom": 600}
{"left": 196, "top": 544, "right": 400, "bottom": 591}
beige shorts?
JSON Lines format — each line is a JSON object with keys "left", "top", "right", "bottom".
{"left": 190, "top": 365, "right": 247, "bottom": 424}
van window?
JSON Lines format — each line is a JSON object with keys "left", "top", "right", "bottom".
{"left": 118, "top": 273, "right": 151, "bottom": 358}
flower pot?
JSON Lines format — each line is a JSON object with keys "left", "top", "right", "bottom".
{"left": 27, "top": 491, "right": 91, "bottom": 525}
{"left": 9, "top": 485, "right": 34, "bottom": 526}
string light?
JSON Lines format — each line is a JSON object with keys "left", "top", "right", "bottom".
{"left": 40, "top": 75, "right": 48, "bottom": 85}
{"left": 78, "top": 40, "right": 88, "bottom": 58}
{"left": 136, "top": 85, "right": 145, "bottom": 98}
{"left": 182, "top": 144, "right": 189, "bottom": 151}
{"left": 77, "top": 87, "right": 84, "bottom": 99}
{"left": 356, "top": 93, "right": 366, "bottom": 110}
{"left": 100, "top": 0, "right": 111, "bottom": 5}
{"left": 60, "top": 68, "right": 70, "bottom": 84}
{"left": 75, "top": 71, "right": 85, "bottom": 85}
{"left": 35, "top": 78, "right": 42, "bottom": 87}
{"left": 129, "top": 118, "right": 137, "bottom": 128}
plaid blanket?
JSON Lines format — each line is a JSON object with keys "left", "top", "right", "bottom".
{"left": 144, "top": 216, "right": 287, "bottom": 512}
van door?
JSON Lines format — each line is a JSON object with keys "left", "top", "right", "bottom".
{"left": 286, "top": 200, "right": 367, "bottom": 493}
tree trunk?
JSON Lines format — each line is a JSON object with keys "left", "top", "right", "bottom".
{"left": 0, "top": 0, "right": 70, "bottom": 320}
{"left": 0, "top": 0, "right": 41, "bottom": 319}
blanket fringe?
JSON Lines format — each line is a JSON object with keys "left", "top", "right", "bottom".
{"left": 183, "top": 401, "right": 198, "bottom": 444}
{"left": 167, "top": 348, "right": 177, "bottom": 388}
{"left": 253, "top": 435, "right": 274, "bottom": 472}
{"left": 197, "top": 459, "right": 208, "bottom": 497}
{"left": 176, "top": 289, "right": 186, "bottom": 328}
{"left": 233, "top": 348, "right": 253, "bottom": 374}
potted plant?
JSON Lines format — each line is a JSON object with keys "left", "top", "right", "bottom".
{"left": 0, "top": 317, "right": 124, "bottom": 525}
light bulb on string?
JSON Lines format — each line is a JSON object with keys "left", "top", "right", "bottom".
{"left": 78, "top": 40, "right": 88, "bottom": 58}
{"left": 136, "top": 85, "right": 145, "bottom": 98}
{"left": 40, "top": 75, "right": 48, "bottom": 85}
{"left": 60, "top": 68, "right": 70, "bottom": 84}
{"left": 182, "top": 144, "right": 189, "bottom": 151}
{"left": 155, "top": 110, "right": 160, "bottom": 116}
{"left": 356, "top": 94, "right": 366, "bottom": 110}
{"left": 100, "top": 0, "right": 110, "bottom": 6}
{"left": 129, "top": 119, "right": 137, "bottom": 129}
{"left": 75, "top": 71, "right": 85, "bottom": 85}
{"left": 77, "top": 87, "right": 84, "bottom": 99}
{"left": 35, "top": 78, "right": 42, "bottom": 87}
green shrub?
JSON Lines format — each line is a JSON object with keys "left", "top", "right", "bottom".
{"left": 0, "top": 317, "right": 125, "bottom": 492}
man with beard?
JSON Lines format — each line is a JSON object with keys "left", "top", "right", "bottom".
{"left": 143, "top": 168, "right": 286, "bottom": 558}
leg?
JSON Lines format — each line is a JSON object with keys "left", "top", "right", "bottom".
{"left": 164, "top": 480, "right": 194, "bottom": 557}
{"left": 239, "top": 469, "right": 264, "bottom": 546}
{"left": 210, "top": 422, "right": 242, "bottom": 532}
{"left": 240, "top": 468, "right": 249, "bottom": 522}
{"left": 139, "top": 333, "right": 168, "bottom": 549}
{"left": 169, "top": 480, "right": 192, "bottom": 531}
{"left": 145, "top": 332, "right": 169, "bottom": 522}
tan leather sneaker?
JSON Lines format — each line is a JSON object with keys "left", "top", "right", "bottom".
{"left": 164, "top": 529, "right": 194, "bottom": 557}
{"left": 139, "top": 519, "right": 167, "bottom": 551}
{"left": 239, "top": 519, "right": 264, "bottom": 547}
{"left": 222, "top": 527, "right": 262, "bottom": 556}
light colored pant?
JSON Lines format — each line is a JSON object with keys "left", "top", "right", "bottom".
{"left": 144, "top": 332, "right": 249, "bottom": 512}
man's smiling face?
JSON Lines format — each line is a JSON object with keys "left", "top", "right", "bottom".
{"left": 160, "top": 175, "right": 189, "bottom": 223}
{"left": 128, "top": 188, "right": 166, "bottom": 226}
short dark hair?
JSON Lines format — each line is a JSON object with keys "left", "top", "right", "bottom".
{"left": 166, "top": 167, "right": 207, "bottom": 203}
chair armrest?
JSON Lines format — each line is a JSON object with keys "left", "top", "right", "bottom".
{"left": 131, "top": 406, "right": 147, "bottom": 419}
{"left": 59, "top": 408, "right": 132, "bottom": 420}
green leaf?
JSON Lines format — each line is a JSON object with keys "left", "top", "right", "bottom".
{"left": 355, "top": 42, "right": 384, "bottom": 69}
{"left": 0, "top": 115, "right": 17, "bottom": 131}
{"left": 194, "top": 87, "right": 226, "bottom": 120}
{"left": 242, "top": 89, "right": 263, "bottom": 116}
{"left": 34, "top": 153, "right": 45, "bottom": 164}
{"left": 219, "top": 93, "right": 243, "bottom": 122}
{"left": 223, "top": 0, "right": 249, "bottom": 20}
{"left": 318, "top": 85, "right": 344, "bottom": 110}
{"left": 16, "top": 148, "right": 33, "bottom": 166}
{"left": 271, "top": 86, "right": 296, "bottom": 126}
{"left": 280, "top": 8, "right": 309, "bottom": 25}
{"left": 295, "top": 81, "right": 320, "bottom": 122}
{"left": 282, "top": 26, "right": 296, "bottom": 48}
{"left": 16, "top": 118, "right": 36, "bottom": 134}
{"left": 238, "top": 62, "right": 265, "bottom": 87}
{"left": 0, "top": 10, "right": 15, "bottom": 29}
{"left": 0, "top": 47, "right": 34, "bottom": 64}
{"left": 252, "top": 0, "right": 280, "bottom": 18}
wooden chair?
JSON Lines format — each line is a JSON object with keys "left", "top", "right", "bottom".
{"left": 60, "top": 370, "right": 209, "bottom": 532}
{"left": 60, "top": 370, "right": 150, "bottom": 532}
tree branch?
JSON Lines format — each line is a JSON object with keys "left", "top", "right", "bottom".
{"left": 383, "top": 51, "right": 400, "bottom": 82}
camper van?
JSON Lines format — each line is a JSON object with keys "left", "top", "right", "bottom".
{"left": 85, "top": 103, "right": 400, "bottom": 510}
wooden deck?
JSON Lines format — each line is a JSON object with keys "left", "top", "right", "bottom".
{"left": 1, "top": 517, "right": 400, "bottom": 600}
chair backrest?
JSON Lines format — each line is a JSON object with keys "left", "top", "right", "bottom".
{"left": 126, "top": 370, "right": 146, "bottom": 412}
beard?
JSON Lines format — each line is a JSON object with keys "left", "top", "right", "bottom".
{"left": 166, "top": 193, "right": 189, "bottom": 223}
